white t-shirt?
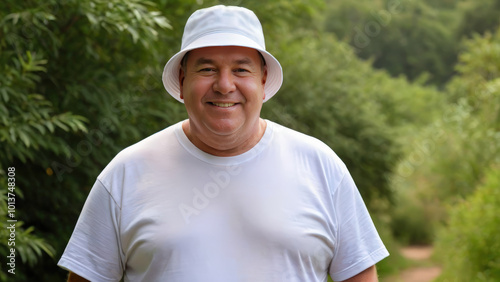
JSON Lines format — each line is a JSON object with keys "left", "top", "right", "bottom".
{"left": 58, "top": 120, "right": 388, "bottom": 282}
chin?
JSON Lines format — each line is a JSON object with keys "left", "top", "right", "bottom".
{"left": 207, "top": 122, "right": 242, "bottom": 136}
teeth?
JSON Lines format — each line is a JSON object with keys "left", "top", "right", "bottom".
{"left": 212, "top": 102, "right": 235, "bottom": 107}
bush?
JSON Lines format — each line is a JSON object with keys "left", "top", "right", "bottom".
{"left": 373, "top": 218, "right": 410, "bottom": 278}
{"left": 0, "top": 0, "right": 180, "bottom": 280}
{"left": 435, "top": 167, "right": 500, "bottom": 281}
{"left": 389, "top": 196, "right": 436, "bottom": 245}
{"left": 324, "top": 0, "right": 460, "bottom": 86}
{"left": 389, "top": 28, "right": 500, "bottom": 245}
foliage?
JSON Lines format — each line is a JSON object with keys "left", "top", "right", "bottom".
{"left": 325, "top": 0, "right": 460, "bottom": 85}
{"left": 371, "top": 217, "right": 410, "bottom": 278}
{"left": 0, "top": 172, "right": 55, "bottom": 281}
{"left": 0, "top": 0, "right": 184, "bottom": 280}
{"left": 0, "top": 51, "right": 87, "bottom": 163}
{"left": 456, "top": 0, "right": 500, "bottom": 38}
{"left": 447, "top": 29, "right": 500, "bottom": 106}
{"left": 389, "top": 26, "right": 500, "bottom": 245}
{"left": 434, "top": 166, "right": 500, "bottom": 281}
{"left": 324, "top": 0, "right": 500, "bottom": 87}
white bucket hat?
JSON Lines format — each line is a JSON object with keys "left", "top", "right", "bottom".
{"left": 162, "top": 5, "right": 283, "bottom": 103}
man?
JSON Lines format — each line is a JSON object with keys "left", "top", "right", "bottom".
{"left": 59, "top": 5, "right": 389, "bottom": 282}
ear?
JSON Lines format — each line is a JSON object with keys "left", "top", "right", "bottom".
{"left": 179, "top": 67, "right": 185, "bottom": 99}
{"left": 262, "top": 65, "right": 268, "bottom": 86}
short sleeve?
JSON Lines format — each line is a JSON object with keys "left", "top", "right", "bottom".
{"left": 328, "top": 172, "right": 389, "bottom": 281}
{"left": 58, "top": 180, "right": 124, "bottom": 282}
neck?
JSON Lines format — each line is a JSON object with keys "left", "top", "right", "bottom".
{"left": 182, "top": 118, "right": 267, "bottom": 157}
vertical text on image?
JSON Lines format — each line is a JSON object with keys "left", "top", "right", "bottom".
{"left": 6, "top": 167, "right": 17, "bottom": 275}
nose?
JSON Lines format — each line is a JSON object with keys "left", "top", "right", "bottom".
{"left": 213, "top": 69, "right": 236, "bottom": 94}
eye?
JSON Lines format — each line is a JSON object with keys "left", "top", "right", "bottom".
{"left": 198, "top": 68, "right": 215, "bottom": 72}
{"left": 235, "top": 68, "right": 249, "bottom": 73}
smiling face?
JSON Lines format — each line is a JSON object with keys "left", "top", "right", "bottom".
{"left": 179, "top": 46, "right": 268, "bottom": 156}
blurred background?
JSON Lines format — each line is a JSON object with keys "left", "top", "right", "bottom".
{"left": 1, "top": 0, "right": 499, "bottom": 281}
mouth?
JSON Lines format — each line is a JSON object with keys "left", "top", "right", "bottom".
{"left": 209, "top": 102, "right": 237, "bottom": 108}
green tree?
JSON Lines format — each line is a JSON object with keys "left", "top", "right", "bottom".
{"left": 325, "top": 0, "right": 460, "bottom": 86}
{"left": 0, "top": 172, "right": 55, "bottom": 281}
{"left": 435, "top": 166, "right": 500, "bottom": 281}
{"left": 389, "top": 27, "right": 500, "bottom": 244}
{"left": 457, "top": 0, "right": 500, "bottom": 38}
{"left": 0, "top": 0, "right": 184, "bottom": 280}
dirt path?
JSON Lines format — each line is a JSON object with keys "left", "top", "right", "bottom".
{"left": 383, "top": 246, "right": 442, "bottom": 282}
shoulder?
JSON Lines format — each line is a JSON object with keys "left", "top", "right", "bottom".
{"left": 98, "top": 121, "right": 182, "bottom": 178}
{"left": 269, "top": 121, "right": 341, "bottom": 159}
{"left": 267, "top": 120, "right": 348, "bottom": 176}
{"left": 120, "top": 122, "right": 180, "bottom": 158}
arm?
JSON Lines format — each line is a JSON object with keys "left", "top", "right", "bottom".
{"left": 67, "top": 272, "right": 90, "bottom": 282}
{"left": 58, "top": 182, "right": 123, "bottom": 281}
{"left": 328, "top": 169, "right": 389, "bottom": 281}
{"left": 341, "top": 265, "right": 378, "bottom": 282}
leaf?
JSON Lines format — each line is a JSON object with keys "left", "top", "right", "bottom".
{"left": 37, "top": 239, "right": 56, "bottom": 258}
{"left": 86, "top": 13, "right": 99, "bottom": 26}
{"left": 52, "top": 119, "right": 69, "bottom": 131}
{"left": 72, "top": 119, "right": 88, "bottom": 133}
{"left": 145, "top": 26, "right": 158, "bottom": 37}
{"left": 125, "top": 25, "right": 139, "bottom": 43}
{"left": 152, "top": 15, "right": 172, "bottom": 29}
{"left": 0, "top": 88, "right": 9, "bottom": 103}
{"left": 0, "top": 129, "right": 9, "bottom": 142}
{"left": 0, "top": 101, "right": 8, "bottom": 116}
{"left": 44, "top": 121, "right": 55, "bottom": 133}
{"left": 5, "top": 13, "right": 21, "bottom": 25}
{"left": 30, "top": 122, "right": 46, "bottom": 134}
{"left": 133, "top": 9, "right": 142, "bottom": 21}
{"left": 9, "top": 127, "right": 16, "bottom": 142}
{"left": 18, "top": 131, "right": 31, "bottom": 147}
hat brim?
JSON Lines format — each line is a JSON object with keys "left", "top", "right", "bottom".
{"left": 162, "top": 32, "right": 283, "bottom": 103}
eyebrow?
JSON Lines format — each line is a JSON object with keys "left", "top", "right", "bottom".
{"left": 193, "top": 58, "right": 215, "bottom": 67}
{"left": 193, "top": 57, "right": 255, "bottom": 67}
